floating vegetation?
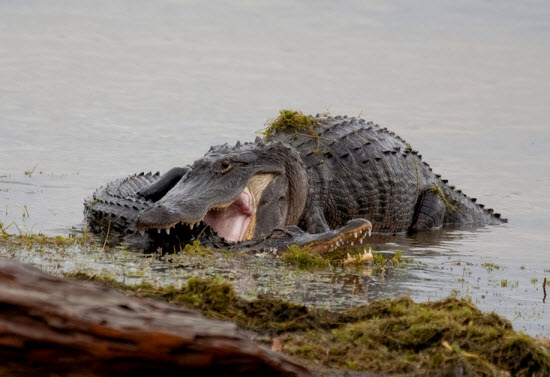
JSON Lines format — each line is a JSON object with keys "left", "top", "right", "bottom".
{"left": 24, "top": 164, "right": 38, "bottom": 177}
{"left": 281, "top": 244, "right": 331, "bottom": 269}
{"left": 281, "top": 245, "right": 401, "bottom": 272}
{"left": 0, "top": 230, "right": 89, "bottom": 248}
{"left": 482, "top": 262, "right": 502, "bottom": 272}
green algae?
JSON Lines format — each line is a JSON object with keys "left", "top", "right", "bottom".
{"left": 281, "top": 245, "right": 403, "bottom": 273}
{"left": 180, "top": 239, "right": 213, "bottom": 256}
{"left": 430, "top": 183, "right": 458, "bottom": 212}
{"left": 69, "top": 272, "right": 550, "bottom": 376}
{"left": 281, "top": 244, "right": 331, "bottom": 269}
{"left": 283, "top": 298, "right": 550, "bottom": 376}
{"left": 259, "top": 110, "right": 319, "bottom": 141}
{"left": 0, "top": 229, "right": 91, "bottom": 248}
{"left": 482, "top": 262, "right": 502, "bottom": 272}
{"left": 24, "top": 163, "right": 38, "bottom": 177}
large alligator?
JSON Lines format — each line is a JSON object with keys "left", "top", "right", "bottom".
{"left": 84, "top": 113, "right": 506, "bottom": 252}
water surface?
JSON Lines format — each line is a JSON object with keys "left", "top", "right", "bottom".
{"left": 1, "top": 0, "right": 549, "bottom": 335}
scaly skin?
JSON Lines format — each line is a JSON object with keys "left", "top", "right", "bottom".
{"left": 272, "top": 115, "right": 505, "bottom": 234}
{"left": 84, "top": 115, "right": 505, "bottom": 252}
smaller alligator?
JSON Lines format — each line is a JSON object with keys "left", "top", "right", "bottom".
{"left": 84, "top": 113, "right": 506, "bottom": 252}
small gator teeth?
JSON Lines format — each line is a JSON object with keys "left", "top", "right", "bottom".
{"left": 157, "top": 229, "right": 161, "bottom": 234}
{"left": 359, "top": 239, "right": 363, "bottom": 244}
{"left": 368, "top": 229, "right": 372, "bottom": 237}
{"left": 351, "top": 241, "right": 354, "bottom": 246}
{"left": 166, "top": 228, "right": 170, "bottom": 235}
{"left": 354, "top": 232, "right": 358, "bottom": 238}
{"left": 138, "top": 230, "right": 145, "bottom": 236}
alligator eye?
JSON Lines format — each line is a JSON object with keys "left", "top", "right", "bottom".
{"left": 218, "top": 158, "right": 233, "bottom": 174}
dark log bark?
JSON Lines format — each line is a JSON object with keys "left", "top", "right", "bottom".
{"left": 0, "top": 259, "right": 312, "bottom": 377}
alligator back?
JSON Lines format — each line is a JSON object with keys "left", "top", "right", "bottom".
{"left": 268, "top": 115, "right": 505, "bottom": 234}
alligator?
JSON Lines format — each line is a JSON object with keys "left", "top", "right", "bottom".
{"left": 84, "top": 114, "right": 506, "bottom": 252}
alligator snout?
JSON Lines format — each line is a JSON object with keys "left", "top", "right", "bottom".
{"left": 136, "top": 204, "right": 180, "bottom": 231}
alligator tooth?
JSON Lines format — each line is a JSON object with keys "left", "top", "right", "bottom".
{"left": 166, "top": 228, "right": 170, "bottom": 235}
{"left": 354, "top": 232, "right": 358, "bottom": 238}
{"left": 347, "top": 253, "right": 352, "bottom": 259}
{"left": 368, "top": 229, "right": 372, "bottom": 237}
{"left": 138, "top": 230, "right": 145, "bottom": 236}
{"left": 190, "top": 223, "right": 194, "bottom": 230}
{"left": 351, "top": 242, "right": 354, "bottom": 246}
{"left": 157, "top": 229, "right": 161, "bottom": 234}
{"left": 359, "top": 239, "right": 363, "bottom": 244}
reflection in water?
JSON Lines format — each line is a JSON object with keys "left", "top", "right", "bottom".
{"left": 1, "top": 0, "right": 550, "bottom": 336}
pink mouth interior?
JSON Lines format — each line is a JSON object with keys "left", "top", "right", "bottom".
{"left": 203, "top": 186, "right": 255, "bottom": 242}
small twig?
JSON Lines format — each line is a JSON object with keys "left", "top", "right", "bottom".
{"left": 102, "top": 220, "right": 111, "bottom": 252}
{"left": 24, "top": 164, "right": 38, "bottom": 177}
{"left": 1, "top": 221, "right": 16, "bottom": 232}
{"left": 196, "top": 223, "right": 210, "bottom": 240}
{"left": 543, "top": 278, "right": 547, "bottom": 303}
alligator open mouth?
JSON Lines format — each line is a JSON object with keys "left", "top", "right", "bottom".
{"left": 204, "top": 174, "right": 273, "bottom": 242}
{"left": 136, "top": 174, "right": 274, "bottom": 243}
{"left": 202, "top": 185, "right": 255, "bottom": 242}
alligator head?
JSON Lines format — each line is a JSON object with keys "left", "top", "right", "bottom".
{"left": 136, "top": 139, "right": 309, "bottom": 243}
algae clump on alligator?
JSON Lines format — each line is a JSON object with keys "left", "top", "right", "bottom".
{"left": 259, "top": 109, "right": 320, "bottom": 141}
{"left": 71, "top": 272, "right": 550, "bottom": 377}
{"left": 84, "top": 109, "right": 506, "bottom": 253}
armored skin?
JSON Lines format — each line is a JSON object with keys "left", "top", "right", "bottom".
{"left": 84, "top": 115, "right": 505, "bottom": 251}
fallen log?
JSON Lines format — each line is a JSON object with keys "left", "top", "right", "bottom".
{"left": 0, "top": 259, "right": 311, "bottom": 377}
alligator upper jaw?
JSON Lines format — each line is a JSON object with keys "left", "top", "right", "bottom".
{"left": 135, "top": 191, "right": 253, "bottom": 242}
{"left": 135, "top": 174, "right": 273, "bottom": 243}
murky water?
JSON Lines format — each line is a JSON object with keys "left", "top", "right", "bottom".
{"left": 1, "top": 0, "right": 550, "bottom": 335}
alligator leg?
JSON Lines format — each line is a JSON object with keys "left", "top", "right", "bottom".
{"left": 410, "top": 190, "right": 447, "bottom": 231}
{"left": 137, "top": 167, "right": 190, "bottom": 202}
{"left": 300, "top": 207, "right": 331, "bottom": 234}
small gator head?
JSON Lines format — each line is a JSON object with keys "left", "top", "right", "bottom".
{"left": 136, "top": 139, "right": 309, "bottom": 243}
